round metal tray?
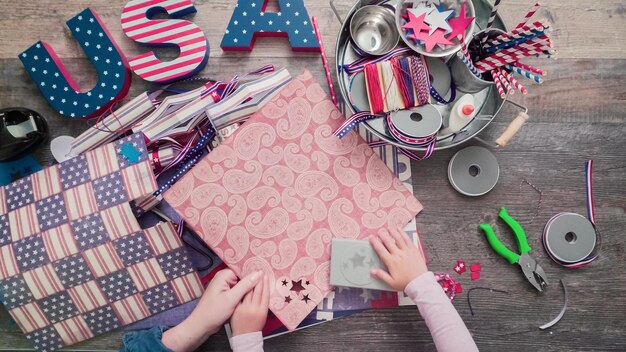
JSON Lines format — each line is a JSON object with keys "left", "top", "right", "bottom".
{"left": 334, "top": 0, "right": 508, "bottom": 151}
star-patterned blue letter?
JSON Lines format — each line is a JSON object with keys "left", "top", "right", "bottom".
{"left": 221, "top": 0, "right": 320, "bottom": 52}
{"left": 18, "top": 9, "right": 131, "bottom": 119}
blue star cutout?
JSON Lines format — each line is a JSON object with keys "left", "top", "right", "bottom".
{"left": 118, "top": 143, "right": 142, "bottom": 164}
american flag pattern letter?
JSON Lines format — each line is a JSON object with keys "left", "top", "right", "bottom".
{"left": 0, "top": 133, "right": 203, "bottom": 351}
{"left": 164, "top": 71, "right": 423, "bottom": 330}
{"left": 121, "top": 0, "right": 209, "bottom": 84}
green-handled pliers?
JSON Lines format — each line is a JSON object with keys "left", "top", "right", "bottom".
{"left": 479, "top": 207, "right": 548, "bottom": 292}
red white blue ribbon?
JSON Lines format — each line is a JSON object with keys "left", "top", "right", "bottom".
{"left": 342, "top": 47, "right": 413, "bottom": 75}
{"left": 585, "top": 160, "right": 596, "bottom": 225}
{"left": 542, "top": 160, "right": 600, "bottom": 268}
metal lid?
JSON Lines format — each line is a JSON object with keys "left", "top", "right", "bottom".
{"left": 448, "top": 146, "right": 499, "bottom": 196}
{"left": 390, "top": 105, "right": 442, "bottom": 138}
{"left": 545, "top": 213, "right": 597, "bottom": 264}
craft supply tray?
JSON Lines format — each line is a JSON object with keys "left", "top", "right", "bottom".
{"left": 333, "top": 0, "right": 508, "bottom": 151}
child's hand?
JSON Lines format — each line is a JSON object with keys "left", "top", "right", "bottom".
{"left": 196, "top": 269, "right": 263, "bottom": 334}
{"left": 162, "top": 269, "right": 262, "bottom": 352}
{"left": 230, "top": 274, "right": 270, "bottom": 336}
{"left": 369, "top": 226, "right": 428, "bottom": 291}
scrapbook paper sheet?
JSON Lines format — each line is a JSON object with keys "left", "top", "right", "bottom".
{"left": 164, "top": 71, "right": 423, "bottom": 330}
{"left": 0, "top": 134, "right": 203, "bottom": 351}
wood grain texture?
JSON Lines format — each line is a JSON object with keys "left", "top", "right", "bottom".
{"left": 1, "top": 0, "right": 625, "bottom": 351}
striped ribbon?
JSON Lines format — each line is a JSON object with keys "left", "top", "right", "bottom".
{"left": 333, "top": 111, "right": 384, "bottom": 138}
{"left": 542, "top": 160, "right": 600, "bottom": 268}
{"left": 342, "top": 47, "right": 413, "bottom": 75}
{"left": 430, "top": 82, "right": 457, "bottom": 104}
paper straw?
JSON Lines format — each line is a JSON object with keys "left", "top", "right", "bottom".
{"left": 485, "top": 0, "right": 502, "bottom": 30}
{"left": 312, "top": 16, "right": 338, "bottom": 108}
{"left": 475, "top": 43, "right": 553, "bottom": 72}
{"left": 485, "top": 22, "right": 546, "bottom": 48}
{"left": 484, "top": 31, "right": 546, "bottom": 54}
{"left": 495, "top": 69, "right": 513, "bottom": 94}
{"left": 485, "top": 21, "right": 547, "bottom": 47}
{"left": 505, "top": 64, "right": 544, "bottom": 83}
{"left": 492, "top": 70, "right": 506, "bottom": 98}
{"left": 516, "top": 2, "right": 541, "bottom": 28}
{"left": 513, "top": 61, "right": 547, "bottom": 76}
{"left": 457, "top": 35, "right": 482, "bottom": 78}
{"left": 500, "top": 69, "right": 528, "bottom": 94}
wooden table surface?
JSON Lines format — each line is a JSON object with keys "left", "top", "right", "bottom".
{"left": 1, "top": 0, "right": 625, "bottom": 351}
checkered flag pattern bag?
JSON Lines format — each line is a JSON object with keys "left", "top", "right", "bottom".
{"left": 0, "top": 133, "right": 203, "bottom": 351}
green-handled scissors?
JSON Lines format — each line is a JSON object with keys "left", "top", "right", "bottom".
{"left": 479, "top": 207, "right": 548, "bottom": 292}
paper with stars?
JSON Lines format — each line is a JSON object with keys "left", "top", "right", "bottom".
{"left": 0, "top": 133, "right": 203, "bottom": 351}
{"left": 164, "top": 71, "right": 423, "bottom": 330}
{"left": 220, "top": 0, "right": 320, "bottom": 52}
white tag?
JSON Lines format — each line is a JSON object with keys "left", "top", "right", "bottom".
{"left": 50, "top": 136, "right": 77, "bottom": 163}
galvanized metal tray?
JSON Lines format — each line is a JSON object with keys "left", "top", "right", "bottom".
{"left": 333, "top": 0, "right": 511, "bottom": 151}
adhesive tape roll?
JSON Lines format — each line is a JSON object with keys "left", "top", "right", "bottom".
{"left": 544, "top": 213, "right": 597, "bottom": 264}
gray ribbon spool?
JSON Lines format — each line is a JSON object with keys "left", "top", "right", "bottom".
{"left": 545, "top": 213, "right": 597, "bottom": 264}
{"left": 390, "top": 105, "right": 442, "bottom": 138}
{"left": 448, "top": 146, "right": 499, "bottom": 196}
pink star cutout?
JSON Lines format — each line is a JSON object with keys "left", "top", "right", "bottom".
{"left": 402, "top": 12, "right": 430, "bottom": 38}
{"left": 446, "top": 3, "right": 475, "bottom": 41}
{"left": 415, "top": 28, "right": 453, "bottom": 52}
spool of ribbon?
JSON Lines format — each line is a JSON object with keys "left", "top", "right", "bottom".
{"left": 543, "top": 160, "right": 600, "bottom": 268}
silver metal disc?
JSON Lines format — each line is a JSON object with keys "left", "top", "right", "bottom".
{"left": 390, "top": 105, "right": 442, "bottom": 138}
{"left": 448, "top": 146, "right": 499, "bottom": 196}
{"left": 545, "top": 213, "right": 597, "bottom": 263}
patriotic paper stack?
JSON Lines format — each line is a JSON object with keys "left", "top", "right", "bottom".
{"left": 0, "top": 133, "right": 203, "bottom": 351}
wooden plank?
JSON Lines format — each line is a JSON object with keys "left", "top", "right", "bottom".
{"left": 0, "top": 0, "right": 625, "bottom": 59}
{"left": 0, "top": 0, "right": 625, "bottom": 351}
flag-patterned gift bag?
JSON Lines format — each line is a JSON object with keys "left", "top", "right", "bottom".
{"left": 0, "top": 133, "right": 203, "bottom": 351}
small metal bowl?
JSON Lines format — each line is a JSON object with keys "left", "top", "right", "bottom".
{"left": 349, "top": 5, "right": 400, "bottom": 56}
{"left": 395, "top": 0, "right": 476, "bottom": 58}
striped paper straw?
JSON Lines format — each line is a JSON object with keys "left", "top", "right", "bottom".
{"left": 512, "top": 61, "right": 547, "bottom": 76}
{"left": 492, "top": 70, "right": 506, "bottom": 98}
{"left": 485, "top": 22, "right": 546, "bottom": 48}
{"left": 516, "top": 2, "right": 541, "bottom": 28}
{"left": 312, "top": 16, "right": 338, "bottom": 108}
{"left": 481, "top": 0, "right": 502, "bottom": 45}
{"left": 457, "top": 52, "right": 482, "bottom": 78}
{"left": 505, "top": 64, "right": 544, "bottom": 83}
{"left": 457, "top": 35, "right": 482, "bottom": 78}
{"left": 476, "top": 44, "right": 552, "bottom": 72}
{"left": 495, "top": 69, "right": 513, "bottom": 94}
{"left": 484, "top": 31, "right": 546, "bottom": 54}
{"left": 500, "top": 69, "right": 528, "bottom": 94}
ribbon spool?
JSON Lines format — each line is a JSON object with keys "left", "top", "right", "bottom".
{"left": 542, "top": 160, "right": 600, "bottom": 268}
{"left": 543, "top": 213, "right": 597, "bottom": 266}
{"left": 448, "top": 146, "right": 499, "bottom": 196}
{"left": 387, "top": 105, "right": 441, "bottom": 147}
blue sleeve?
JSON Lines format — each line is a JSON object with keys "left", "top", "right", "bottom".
{"left": 119, "top": 326, "right": 174, "bottom": 352}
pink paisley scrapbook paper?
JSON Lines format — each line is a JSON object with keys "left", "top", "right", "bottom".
{"left": 163, "top": 70, "right": 423, "bottom": 330}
